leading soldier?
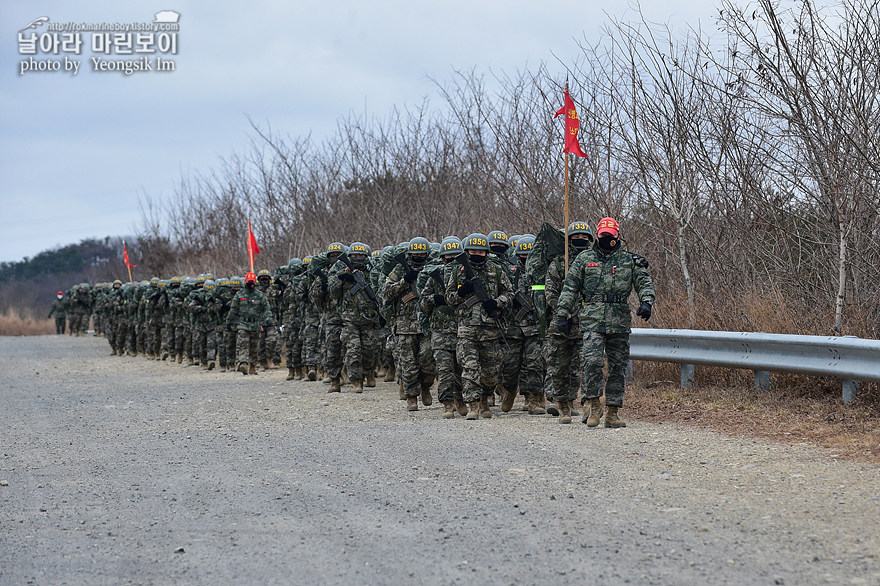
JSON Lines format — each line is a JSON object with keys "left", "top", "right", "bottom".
{"left": 554, "top": 217, "right": 655, "bottom": 428}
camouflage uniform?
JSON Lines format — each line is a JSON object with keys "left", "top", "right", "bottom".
{"left": 282, "top": 272, "right": 305, "bottom": 373}
{"left": 386, "top": 262, "right": 436, "bottom": 401}
{"left": 555, "top": 242, "right": 654, "bottom": 407}
{"left": 257, "top": 275, "right": 282, "bottom": 367}
{"left": 545, "top": 255, "right": 584, "bottom": 404}
{"left": 48, "top": 296, "right": 66, "bottom": 334}
{"left": 226, "top": 283, "right": 272, "bottom": 370}
{"left": 186, "top": 285, "right": 209, "bottom": 366}
{"left": 418, "top": 260, "right": 463, "bottom": 405}
{"left": 145, "top": 282, "right": 168, "bottom": 359}
{"left": 445, "top": 257, "right": 512, "bottom": 404}
{"left": 331, "top": 259, "right": 381, "bottom": 385}
{"left": 299, "top": 271, "right": 321, "bottom": 373}
{"left": 505, "top": 257, "right": 545, "bottom": 403}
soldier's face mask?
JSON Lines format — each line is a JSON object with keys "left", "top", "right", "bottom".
{"left": 409, "top": 254, "right": 427, "bottom": 267}
{"left": 468, "top": 252, "right": 487, "bottom": 268}
{"left": 258, "top": 277, "right": 270, "bottom": 285}
{"left": 570, "top": 236, "right": 591, "bottom": 252}
{"left": 490, "top": 244, "right": 508, "bottom": 256}
{"left": 350, "top": 254, "right": 367, "bottom": 268}
{"left": 517, "top": 255, "right": 528, "bottom": 266}
{"left": 597, "top": 235, "right": 617, "bottom": 251}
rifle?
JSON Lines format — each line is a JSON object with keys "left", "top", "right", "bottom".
{"left": 392, "top": 251, "right": 419, "bottom": 300}
{"left": 337, "top": 252, "right": 381, "bottom": 307}
{"left": 455, "top": 253, "right": 509, "bottom": 349}
{"left": 426, "top": 266, "right": 445, "bottom": 288}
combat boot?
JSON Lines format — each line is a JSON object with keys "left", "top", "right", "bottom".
{"left": 207, "top": 360, "right": 216, "bottom": 371}
{"left": 286, "top": 367, "right": 296, "bottom": 381}
{"left": 604, "top": 406, "right": 627, "bottom": 428}
{"left": 307, "top": 366, "right": 317, "bottom": 381}
{"left": 383, "top": 363, "right": 396, "bottom": 382}
{"left": 528, "top": 393, "right": 546, "bottom": 415}
{"left": 441, "top": 401, "right": 455, "bottom": 419}
{"left": 238, "top": 362, "right": 249, "bottom": 376}
{"left": 521, "top": 395, "right": 531, "bottom": 411}
{"left": 584, "top": 398, "right": 603, "bottom": 427}
{"left": 273, "top": 359, "right": 282, "bottom": 369}
{"left": 466, "top": 401, "right": 480, "bottom": 420}
{"left": 248, "top": 364, "right": 258, "bottom": 375}
{"left": 479, "top": 396, "right": 492, "bottom": 419}
{"left": 260, "top": 359, "right": 269, "bottom": 370}
{"left": 351, "top": 379, "right": 364, "bottom": 394}
{"left": 365, "top": 371, "right": 376, "bottom": 387}
{"left": 558, "top": 401, "right": 572, "bottom": 424}
{"left": 571, "top": 403, "right": 580, "bottom": 417}
{"left": 176, "top": 353, "right": 183, "bottom": 363}
{"left": 398, "top": 379, "right": 405, "bottom": 400}
{"left": 500, "top": 385, "right": 516, "bottom": 413}
{"left": 110, "top": 348, "right": 117, "bottom": 356}
{"left": 295, "top": 367, "right": 304, "bottom": 381}
{"left": 329, "top": 377, "right": 341, "bottom": 392}
{"left": 420, "top": 386, "right": 433, "bottom": 406}
{"left": 161, "top": 351, "right": 169, "bottom": 361}
{"left": 407, "top": 396, "right": 418, "bottom": 411}
{"left": 546, "top": 402, "right": 560, "bottom": 417}
{"left": 487, "top": 393, "right": 495, "bottom": 407}
{"left": 322, "top": 374, "right": 332, "bottom": 384}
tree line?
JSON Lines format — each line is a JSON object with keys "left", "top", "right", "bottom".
{"left": 134, "top": 0, "right": 879, "bottom": 339}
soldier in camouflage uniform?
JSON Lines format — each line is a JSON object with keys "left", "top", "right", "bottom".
{"left": 168, "top": 277, "right": 191, "bottom": 363}
{"left": 555, "top": 217, "right": 655, "bottom": 427}
{"left": 135, "top": 281, "right": 150, "bottom": 356}
{"left": 385, "top": 237, "right": 437, "bottom": 411}
{"left": 48, "top": 291, "right": 66, "bottom": 334}
{"left": 185, "top": 276, "right": 207, "bottom": 366}
{"left": 145, "top": 278, "right": 167, "bottom": 359}
{"left": 105, "top": 281, "right": 124, "bottom": 354}
{"left": 210, "top": 277, "right": 233, "bottom": 370}
{"left": 223, "top": 277, "right": 244, "bottom": 371}
{"left": 419, "top": 237, "right": 467, "bottom": 419}
{"left": 488, "top": 229, "right": 515, "bottom": 407}
{"left": 226, "top": 271, "right": 272, "bottom": 375}
{"left": 310, "top": 244, "right": 345, "bottom": 390}
{"left": 161, "top": 277, "right": 181, "bottom": 360}
{"left": 445, "top": 233, "right": 512, "bottom": 419}
{"left": 331, "top": 243, "right": 382, "bottom": 392}
{"left": 282, "top": 259, "right": 306, "bottom": 380}
{"left": 500, "top": 235, "right": 547, "bottom": 414}
{"left": 545, "top": 222, "right": 592, "bottom": 421}
{"left": 256, "top": 269, "right": 282, "bottom": 369}
{"left": 297, "top": 257, "right": 321, "bottom": 380}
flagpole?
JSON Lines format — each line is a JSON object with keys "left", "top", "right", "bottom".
{"left": 564, "top": 152, "right": 570, "bottom": 275}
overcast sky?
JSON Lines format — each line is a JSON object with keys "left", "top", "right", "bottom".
{"left": 0, "top": 0, "right": 717, "bottom": 264}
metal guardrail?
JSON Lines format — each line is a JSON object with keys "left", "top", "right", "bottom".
{"left": 629, "top": 329, "right": 880, "bottom": 403}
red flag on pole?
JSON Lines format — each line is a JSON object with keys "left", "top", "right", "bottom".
{"left": 123, "top": 241, "right": 137, "bottom": 268}
{"left": 554, "top": 88, "right": 588, "bottom": 158}
{"left": 247, "top": 220, "right": 260, "bottom": 272}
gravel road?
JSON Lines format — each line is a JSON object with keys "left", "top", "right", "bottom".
{"left": 1, "top": 335, "right": 879, "bottom": 585}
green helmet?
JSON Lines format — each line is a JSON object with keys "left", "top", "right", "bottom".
{"left": 371, "top": 249, "right": 382, "bottom": 260}
{"left": 327, "top": 242, "right": 345, "bottom": 255}
{"left": 302, "top": 256, "right": 312, "bottom": 265}
{"left": 257, "top": 269, "right": 271, "bottom": 281}
{"left": 149, "top": 277, "right": 159, "bottom": 286}
{"left": 488, "top": 230, "right": 510, "bottom": 254}
{"left": 349, "top": 242, "right": 371, "bottom": 256}
{"left": 567, "top": 221, "right": 593, "bottom": 239}
{"left": 112, "top": 279, "right": 123, "bottom": 287}
{"left": 439, "top": 236, "right": 462, "bottom": 257}
{"left": 158, "top": 279, "right": 168, "bottom": 287}
{"left": 204, "top": 272, "right": 215, "bottom": 281}
{"left": 170, "top": 276, "right": 181, "bottom": 287}
{"left": 230, "top": 276, "right": 244, "bottom": 289}
{"left": 288, "top": 258, "right": 302, "bottom": 268}
{"left": 516, "top": 235, "right": 536, "bottom": 255}
{"left": 408, "top": 237, "right": 430, "bottom": 254}
{"left": 218, "top": 277, "right": 230, "bottom": 287}
{"left": 463, "top": 233, "right": 490, "bottom": 252}
{"left": 203, "top": 279, "right": 215, "bottom": 290}
{"left": 195, "top": 274, "right": 206, "bottom": 284}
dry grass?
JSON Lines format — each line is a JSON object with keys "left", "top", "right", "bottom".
{"left": 627, "top": 375, "right": 880, "bottom": 464}
{"left": 0, "top": 308, "right": 55, "bottom": 336}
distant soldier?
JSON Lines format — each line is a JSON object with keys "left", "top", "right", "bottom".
{"left": 226, "top": 271, "right": 272, "bottom": 375}
{"left": 48, "top": 291, "right": 66, "bottom": 334}
{"left": 555, "top": 217, "right": 655, "bottom": 428}
{"left": 256, "top": 269, "right": 281, "bottom": 369}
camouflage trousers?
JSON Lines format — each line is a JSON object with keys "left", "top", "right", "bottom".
{"left": 206, "top": 327, "right": 222, "bottom": 364}
{"left": 235, "top": 328, "right": 260, "bottom": 366}
{"left": 136, "top": 322, "right": 146, "bottom": 355}
{"left": 192, "top": 326, "right": 209, "bottom": 365}
{"left": 173, "top": 324, "right": 187, "bottom": 358}
{"left": 54, "top": 317, "right": 65, "bottom": 335}
{"left": 397, "top": 333, "right": 436, "bottom": 398}
{"left": 377, "top": 326, "right": 393, "bottom": 370}
{"left": 341, "top": 323, "right": 379, "bottom": 382}
{"left": 501, "top": 334, "right": 545, "bottom": 397}
{"left": 300, "top": 318, "right": 320, "bottom": 366}
{"left": 161, "top": 320, "right": 175, "bottom": 356}
{"left": 582, "top": 332, "right": 630, "bottom": 407}
{"left": 431, "top": 331, "right": 462, "bottom": 404}
{"left": 457, "top": 336, "right": 501, "bottom": 404}
{"left": 285, "top": 320, "right": 303, "bottom": 368}
{"left": 323, "top": 322, "right": 344, "bottom": 379}
{"left": 146, "top": 320, "right": 163, "bottom": 356}
{"left": 224, "top": 329, "right": 237, "bottom": 366}
{"left": 546, "top": 332, "right": 583, "bottom": 403}
{"left": 258, "top": 325, "right": 280, "bottom": 365}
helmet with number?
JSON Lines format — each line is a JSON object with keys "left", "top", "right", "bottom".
{"left": 149, "top": 277, "right": 159, "bottom": 286}
{"left": 230, "top": 276, "right": 244, "bottom": 289}
{"left": 218, "top": 277, "right": 230, "bottom": 287}
{"left": 204, "top": 272, "right": 215, "bottom": 281}
{"left": 595, "top": 217, "right": 620, "bottom": 251}
{"left": 568, "top": 221, "right": 593, "bottom": 254}
{"left": 327, "top": 242, "right": 345, "bottom": 257}
{"left": 516, "top": 235, "right": 536, "bottom": 256}
{"left": 302, "top": 256, "right": 312, "bottom": 265}
{"left": 203, "top": 279, "right": 215, "bottom": 290}
{"left": 112, "top": 280, "right": 123, "bottom": 288}
{"left": 407, "top": 237, "right": 430, "bottom": 267}
{"left": 568, "top": 221, "right": 593, "bottom": 240}
{"left": 371, "top": 249, "right": 382, "bottom": 261}
{"left": 72, "top": 284, "right": 80, "bottom": 291}
{"left": 245, "top": 272, "right": 257, "bottom": 285}
{"left": 257, "top": 269, "right": 271, "bottom": 285}
{"left": 439, "top": 236, "right": 462, "bottom": 259}
{"left": 169, "top": 276, "right": 181, "bottom": 288}
{"left": 462, "top": 233, "right": 490, "bottom": 252}
{"left": 487, "top": 230, "right": 510, "bottom": 255}
{"left": 158, "top": 279, "right": 168, "bottom": 288}
{"left": 288, "top": 258, "right": 302, "bottom": 268}
{"left": 348, "top": 242, "right": 371, "bottom": 268}
{"left": 509, "top": 235, "right": 522, "bottom": 250}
